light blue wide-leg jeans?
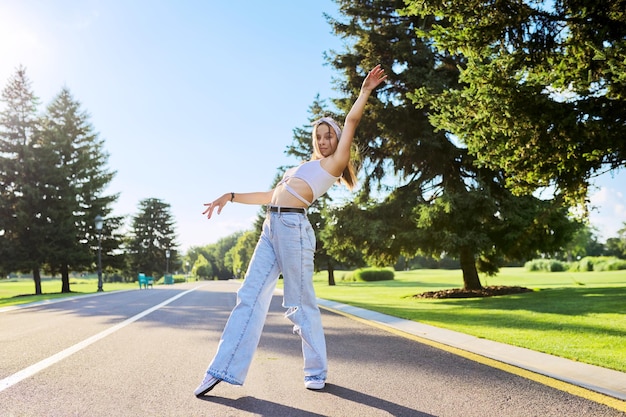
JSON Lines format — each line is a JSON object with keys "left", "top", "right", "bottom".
{"left": 205, "top": 211, "right": 327, "bottom": 385}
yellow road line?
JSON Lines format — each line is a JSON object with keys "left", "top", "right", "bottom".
{"left": 320, "top": 304, "right": 626, "bottom": 413}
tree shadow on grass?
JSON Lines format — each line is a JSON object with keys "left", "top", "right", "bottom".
{"left": 436, "top": 286, "right": 626, "bottom": 315}
{"left": 329, "top": 279, "right": 461, "bottom": 289}
{"left": 401, "top": 286, "right": 626, "bottom": 342}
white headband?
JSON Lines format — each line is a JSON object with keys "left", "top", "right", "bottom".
{"left": 313, "top": 117, "right": 342, "bottom": 141}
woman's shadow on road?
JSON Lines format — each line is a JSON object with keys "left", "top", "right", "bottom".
{"left": 200, "top": 383, "right": 435, "bottom": 417}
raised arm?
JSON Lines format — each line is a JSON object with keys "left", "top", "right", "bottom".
{"left": 202, "top": 190, "right": 274, "bottom": 219}
{"left": 327, "top": 65, "right": 387, "bottom": 171}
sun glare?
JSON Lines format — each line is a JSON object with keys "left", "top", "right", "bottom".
{"left": 0, "top": 3, "right": 53, "bottom": 82}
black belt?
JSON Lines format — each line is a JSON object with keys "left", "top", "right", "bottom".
{"left": 268, "top": 206, "right": 306, "bottom": 214}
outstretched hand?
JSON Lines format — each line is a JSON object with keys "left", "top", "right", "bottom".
{"left": 202, "top": 193, "right": 229, "bottom": 219}
{"left": 362, "top": 64, "right": 387, "bottom": 92}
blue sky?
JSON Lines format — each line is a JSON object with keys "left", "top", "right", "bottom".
{"left": 1, "top": 0, "right": 624, "bottom": 251}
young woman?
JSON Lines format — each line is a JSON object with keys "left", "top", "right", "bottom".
{"left": 195, "top": 64, "right": 387, "bottom": 396}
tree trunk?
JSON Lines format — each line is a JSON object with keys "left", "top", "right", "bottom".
{"left": 61, "top": 264, "right": 71, "bottom": 293}
{"left": 33, "top": 268, "right": 42, "bottom": 295}
{"left": 327, "top": 262, "right": 335, "bottom": 286}
{"left": 459, "top": 246, "right": 482, "bottom": 290}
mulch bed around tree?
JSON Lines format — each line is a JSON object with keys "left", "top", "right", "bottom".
{"left": 414, "top": 285, "right": 533, "bottom": 299}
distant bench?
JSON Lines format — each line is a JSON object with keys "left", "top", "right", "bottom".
{"left": 138, "top": 273, "right": 154, "bottom": 289}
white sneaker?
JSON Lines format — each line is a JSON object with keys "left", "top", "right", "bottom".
{"left": 194, "top": 374, "right": 221, "bottom": 397}
{"left": 304, "top": 376, "right": 325, "bottom": 390}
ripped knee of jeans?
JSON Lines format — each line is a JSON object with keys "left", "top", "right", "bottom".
{"left": 285, "top": 306, "right": 301, "bottom": 334}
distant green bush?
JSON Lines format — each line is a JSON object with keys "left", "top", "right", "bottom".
{"left": 572, "top": 256, "right": 594, "bottom": 271}
{"left": 353, "top": 267, "right": 395, "bottom": 282}
{"left": 601, "top": 259, "right": 626, "bottom": 271}
{"left": 524, "top": 259, "right": 569, "bottom": 272}
{"left": 570, "top": 256, "right": 626, "bottom": 272}
{"left": 340, "top": 272, "right": 356, "bottom": 282}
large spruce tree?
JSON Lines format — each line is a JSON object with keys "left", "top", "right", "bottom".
{"left": 127, "top": 198, "right": 179, "bottom": 279}
{"left": 0, "top": 67, "right": 47, "bottom": 293}
{"left": 39, "top": 87, "right": 121, "bottom": 292}
{"left": 320, "top": 0, "right": 578, "bottom": 289}
{"left": 404, "top": 0, "right": 626, "bottom": 205}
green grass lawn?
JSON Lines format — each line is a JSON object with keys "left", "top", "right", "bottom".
{"left": 2, "top": 268, "right": 625, "bottom": 373}
{"left": 308, "top": 268, "right": 626, "bottom": 373}
{"left": 0, "top": 278, "right": 140, "bottom": 307}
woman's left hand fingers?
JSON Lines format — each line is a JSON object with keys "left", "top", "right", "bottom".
{"left": 202, "top": 202, "right": 219, "bottom": 218}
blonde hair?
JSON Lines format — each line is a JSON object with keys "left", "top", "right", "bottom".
{"left": 312, "top": 119, "right": 358, "bottom": 191}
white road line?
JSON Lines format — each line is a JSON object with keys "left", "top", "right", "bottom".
{"left": 0, "top": 286, "right": 204, "bottom": 392}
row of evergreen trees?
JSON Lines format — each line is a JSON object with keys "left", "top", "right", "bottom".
{"left": 0, "top": 67, "right": 179, "bottom": 293}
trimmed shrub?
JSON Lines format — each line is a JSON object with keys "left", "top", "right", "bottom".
{"left": 602, "top": 259, "right": 626, "bottom": 271}
{"left": 524, "top": 259, "right": 569, "bottom": 272}
{"left": 572, "top": 256, "right": 596, "bottom": 272}
{"left": 340, "top": 272, "right": 357, "bottom": 282}
{"left": 353, "top": 267, "right": 394, "bottom": 282}
{"left": 572, "top": 256, "right": 626, "bottom": 272}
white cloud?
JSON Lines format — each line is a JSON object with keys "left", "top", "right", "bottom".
{"left": 588, "top": 181, "right": 626, "bottom": 241}
{"left": 589, "top": 186, "right": 609, "bottom": 205}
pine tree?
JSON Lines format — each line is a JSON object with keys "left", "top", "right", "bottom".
{"left": 0, "top": 66, "right": 46, "bottom": 294}
{"left": 404, "top": 0, "right": 626, "bottom": 205}
{"left": 127, "top": 198, "right": 179, "bottom": 279}
{"left": 321, "top": 0, "right": 579, "bottom": 289}
{"left": 39, "top": 87, "right": 121, "bottom": 292}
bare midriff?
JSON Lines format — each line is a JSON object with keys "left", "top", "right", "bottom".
{"left": 270, "top": 178, "right": 313, "bottom": 208}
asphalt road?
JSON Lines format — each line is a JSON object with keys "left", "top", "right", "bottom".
{"left": 1, "top": 281, "right": 624, "bottom": 417}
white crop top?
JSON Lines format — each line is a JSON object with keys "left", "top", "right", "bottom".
{"left": 277, "top": 160, "right": 340, "bottom": 206}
